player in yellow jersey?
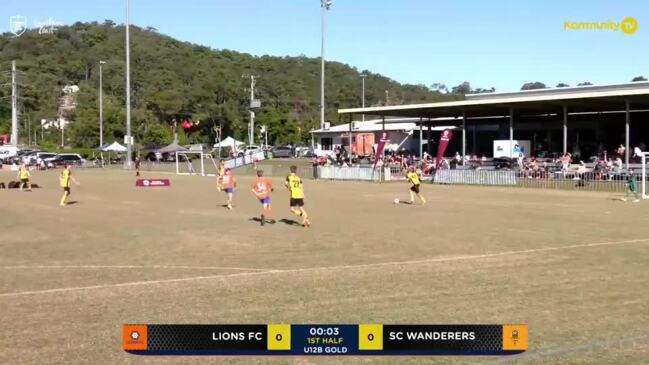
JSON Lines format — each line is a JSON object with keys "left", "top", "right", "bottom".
{"left": 59, "top": 164, "right": 80, "bottom": 206}
{"left": 285, "top": 165, "right": 311, "bottom": 227}
{"left": 406, "top": 166, "right": 426, "bottom": 205}
{"left": 17, "top": 163, "right": 32, "bottom": 192}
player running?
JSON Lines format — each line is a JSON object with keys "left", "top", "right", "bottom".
{"left": 406, "top": 166, "right": 426, "bottom": 205}
{"left": 17, "top": 163, "right": 32, "bottom": 192}
{"left": 622, "top": 169, "right": 640, "bottom": 202}
{"left": 251, "top": 169, "right": 274, "bottom": 226}
{"left": 59, "top": 164, "right": 80, "bottom": 206}
{"left": 285, "top": 165, "right": 311, "bottom": 227}
{"left": 221, "top": 168, "right": 236, "bottom": 209}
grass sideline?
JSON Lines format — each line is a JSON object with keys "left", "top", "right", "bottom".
{"left": 1, "top": 166, "right": 648, "bottom": 364}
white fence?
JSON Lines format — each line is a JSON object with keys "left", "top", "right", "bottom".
{"left": 318, "top": 166, "right": 391, "bottom": 181}
{"left": 433, "top": 170, "right": 517, "bottom": 186}
{"left": 224, "top": 151, "right": 266, "bottom": 169}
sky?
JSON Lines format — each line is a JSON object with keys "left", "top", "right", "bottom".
{"left": 0, "top": 0, "right": 647, "bottom": 92}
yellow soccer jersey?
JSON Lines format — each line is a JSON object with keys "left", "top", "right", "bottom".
{"left": 286, "top": 174, "right": 304, "bottom": 199}
{"left": 60, "top": 169, "right": 71, "bottom": 188}
{"left": 407, "top": 171, "right": 421, "bottom": 185}
{"left": 19, "top": 167, "right": 29, "bottom": 179}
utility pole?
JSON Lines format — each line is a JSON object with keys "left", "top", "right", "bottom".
{"left": 99, "top": 60, "right": 106, "bottom": 148}
{"left": 360, "top": 74, "right": 367, "bottom": 122}
{"left": 11, "top": 60, "right": 18, "bottom": 145}
{"left": 320, "top": 0, "right": 332, "bottom": 130}
{"left": 125, "top": 0, "right": 132, "bottom": 167}
{"left": 248, "top": 75, "right": 256, "bottom": 146}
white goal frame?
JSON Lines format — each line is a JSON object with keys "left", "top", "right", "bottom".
{"left": 175, "top": 151, "right": 218, "bottom": 177}
{"left": 642, "top": 152, "right": 649, "bottom": 199}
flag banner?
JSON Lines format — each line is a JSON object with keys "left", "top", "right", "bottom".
{"left": 373, "top": 132, "right": 389, "bottom": 169}
{"left": 436, "top": 129, "right": 453, "bottom": 168}
{"left": 123, "top": 324, "right": 527, "bottom": 356}
{"left": 135, "top": 179, "right": 171, "bottom": 187}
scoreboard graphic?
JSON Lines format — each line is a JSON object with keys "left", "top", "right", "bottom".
{"left": 123, "top": 324, "right": 527, "bottom": 356}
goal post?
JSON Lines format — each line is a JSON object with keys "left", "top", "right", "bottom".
{"left": 175, "top": 151, "right": 218, "bottom": 177}
{"left": 642, "top": 152, "right": 649, "bottom": 199}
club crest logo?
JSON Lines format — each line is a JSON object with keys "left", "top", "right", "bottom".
{"left": 9, "top": 15, "right": 27, "bottom": 37}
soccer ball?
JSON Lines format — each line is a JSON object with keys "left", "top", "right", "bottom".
{"left": 393, "top": 198, "right": 400, "bottom": 204}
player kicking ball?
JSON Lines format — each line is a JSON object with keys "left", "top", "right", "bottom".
{"left": 622, "top": 170, "right": 640, "bottom": 202}
{"left": 221, "top": 168, "right": 236, "bottom": 209}
{"left": 17, "top": 163, "right": 32, "bottom": 192}
{"left": 60, "top": 164, "right": 80, "bottom": 207}
{"left": 285, "top": 165, "right": 311, "bottom": 227}
{"left": 406, "top": 166, "right": 426, "bottom": 205}
{"left": 251, "top": 169, "right": 275, "bottom": 226}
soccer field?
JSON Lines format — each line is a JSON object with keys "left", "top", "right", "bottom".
{"left": 1, "top": 167, "right": 648, "bottom": 364}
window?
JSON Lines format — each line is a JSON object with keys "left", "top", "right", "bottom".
{"left": 321, "top": 137, "right": 333, "bottom": 151}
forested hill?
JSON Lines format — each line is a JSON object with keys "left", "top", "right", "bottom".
{"left": 0, "top": 21, "right": 455, "bottom": 147}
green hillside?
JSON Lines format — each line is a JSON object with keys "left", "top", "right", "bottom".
{"left": 0, "top": 21, "right": 455, "bottom": 148}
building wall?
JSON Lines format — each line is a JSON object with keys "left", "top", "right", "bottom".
{"left": 314, "top": 130, "right": 417, "bottom": 154}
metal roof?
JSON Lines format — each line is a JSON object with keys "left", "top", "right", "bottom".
{"left": 311, "top": 118, "right": 455, "bottom": 134}
{"left": 338, "top": 82, "right": 649, "bottom": 119}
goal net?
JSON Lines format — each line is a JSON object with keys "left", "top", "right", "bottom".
{"left": 642, "top": 152, "right": 649, "bottom": 199}
{"left": 175, "top": 151, "right": 219, "bottom": 177}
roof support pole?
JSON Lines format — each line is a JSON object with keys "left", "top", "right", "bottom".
{"left": 509, "top": 108, "right": 514, "bottom": 158}
{"left": 562, "top": 105, "right": 568, "bottom": 155}
{"left": 462, "top": 112, "right": 466, "bottom": 164}
{"left": 349, "top": 113, "right": 353, "bottom": 159}
{"left": 419, "top": 117, "right": 423, "bottom": 161}
{"left": 427, "top": 119, "right": 431, "bottom": 156}
{"left": 625, "top": 100, "right": 630, "bottom": 168}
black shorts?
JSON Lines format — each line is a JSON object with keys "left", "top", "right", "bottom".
{"left": 20, "top": 178, "right": 28, "bottom": 184}
{"left": 290, "top": 198, "right": 304, "bottom": 207}
{"left": 410, "top": 184, "right": 420, "bottom": 194}
{"left": 63, "top": 186, "right": 71, "bottom": 193}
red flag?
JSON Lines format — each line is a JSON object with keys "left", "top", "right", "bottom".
{"left": 373, "top": 132, "right": 389, "bottom": 169}
{"left": 436, "top": 129, "right": 453, "bottom": 168}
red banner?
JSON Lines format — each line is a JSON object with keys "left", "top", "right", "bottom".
{"left": 373, "top": 132, "right": 389, "bottom": 168}
{"left": 436, "top": 129, "right": 453, "bottom": 168}
{"left": 135, "top": 178, "right": 171, "bottom": 187}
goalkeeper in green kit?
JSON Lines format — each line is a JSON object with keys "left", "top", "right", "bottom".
{"left": 622, "top": 170, "right": 640, "bottom": 202}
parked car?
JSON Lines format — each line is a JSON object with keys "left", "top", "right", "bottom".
{"left": 25, "top": 152, "right": 56, "bottom": 165}
{"left": 271, "top": 146, "right": 293, "bottom": 158}
{"left": 3, "top": 149, "right": 34, "bottom": 164}
{"left": 237, "top": 145, "right": 262, "bottom": 157}
{"left": 45, "top": 153, "right": 85, "bottom": 167}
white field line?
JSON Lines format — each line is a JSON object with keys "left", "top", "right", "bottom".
{"left": 0, "top": 265, "right": 268, "bottom": 271}
{"left": 1, "top": 238, "right": 648, "bottom": 298}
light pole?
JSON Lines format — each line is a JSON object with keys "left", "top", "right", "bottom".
{"left": 125, "top": 0, "right": 132, "bottom": 167}
{"left": 320, "top": 0, "right": 332, "bottom": 130}
{"left": 360, "top": 74, "right": 367, "bottom": 122}
{"left": 99, "top": 60, "right": 106, "bottom": 148}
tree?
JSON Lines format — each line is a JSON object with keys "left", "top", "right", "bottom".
{"left": 473, "top": 87, "right": 495, "bottom": 94}
{"left": 556, "top": 83, "right": 570, "bottom": 88}
{"left": 0, "top": 22, "right": 456, "bottom": 148}
{"left": 451, "top": 82, "right": 472, "bottom": 95}
{"left": 521, "top": 82, "right": 547, "bottom": 90}
{"left": 430, "top": 83, "right": 448, "bottom": 93}
{"left": 577, "top": 82, "right": 593, "bottom": 86}
{"left": 631, "top": 76, "right": 648, "bottom": 82}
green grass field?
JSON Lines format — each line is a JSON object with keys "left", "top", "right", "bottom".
{"left": 1, "top": 165, "right": 648, "bottom": 364}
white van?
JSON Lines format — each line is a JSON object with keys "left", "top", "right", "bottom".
{"left": 0, "top": 146, "right": 19, "bottom": 160}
